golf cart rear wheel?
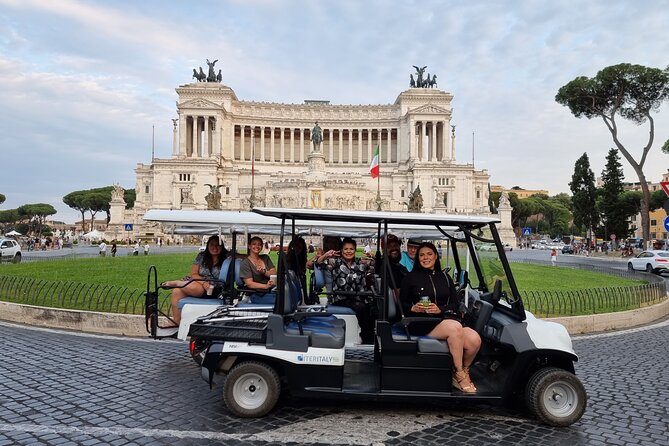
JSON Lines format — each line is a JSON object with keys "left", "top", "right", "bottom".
{"left": 525, "top": 367, "right": 586, "bottom": 427}
{"left": 223, "top": 361, "right": 280, "bottom": 417}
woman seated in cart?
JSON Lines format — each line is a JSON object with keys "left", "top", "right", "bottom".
{"left": 239, "top": 236, "right": 277, "bottom": 304}
{"left": 166, "top": 235, "right": 227, "bottom": 326}
{"left": 316, "top": 236, "right": 376, "bottom": 344}
{"left": 399, "top": 241, "right": 481, "bottom": 393}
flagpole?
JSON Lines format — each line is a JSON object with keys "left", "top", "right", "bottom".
{"left": 375, "top": 141, "right": 382, "bottom": 211}
{"left": 250, "top": 130, "right": 256, "bottom": 209}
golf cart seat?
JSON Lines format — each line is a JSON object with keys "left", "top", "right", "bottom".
{"left": 175, "top": 257, "right": 240, "bottom": 309}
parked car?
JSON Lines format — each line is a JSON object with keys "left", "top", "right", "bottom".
{"left": 0, "top": 238, "right": 22, "bottom": 263}
{"left": 627, "top": 250, "right": 669, "bottom": 274}
{"left": 561, "top": 245, "right": 573, "bottom": 254}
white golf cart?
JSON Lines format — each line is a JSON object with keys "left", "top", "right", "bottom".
{"left": 144, "top": 208, "right": 587, "bottom": 427}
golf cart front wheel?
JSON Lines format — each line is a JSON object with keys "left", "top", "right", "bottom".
{"left": 223, "top": 361, "right": 280, "bottom": 417}
{"left": 525, "top": 367, "right": 587, "bottom": 427}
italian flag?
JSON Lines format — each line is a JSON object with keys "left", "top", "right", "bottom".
{"left": 369, "top": 146, "right": 379, "bottom": 178}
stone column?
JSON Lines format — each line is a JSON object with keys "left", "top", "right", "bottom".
{"left": 442, "top": 121, "right": 448, "bottom": 161}
{"left": 348, "top": 129, "right": 353, "bottom": 164}
{"left": 431, "top": 121, "right": 437, "bottom": 161}
{"left": 240, "top": 124, "right": 245, "bottom": 161}
{"left": 179, "top": 113, "right": 186, "bottom": 157}
{"left": 358, "top": 129, "right": 363, "bottom": 164}
{"left": 328, "top": 128, "right": 334, "bottom": 164}
{"left": 386, "top": 128, "right": 392, "bottom": 163}
{"left": 192, "top": 116, "right": 199, "bottom": 158}
{"left": 300, "top": 128, "right": 305, "bottom": 162}
{"left": 335, "top": 129, "right": 341, "bottom": 164}
{"left": 260, "top": 126, "right": 265, "bottom": 162}
{"left": 204, "top": 117, "right": 210, "bottom": 157}
{"left": 280, "top": 127, "right": 285, "bottom": 162}
{"left": 409, "top": 122, "right": 416, "bottom": 160}
{"left": 270, "top": 127, "right": 275, "bottom": 162}
{"left": 290, "top": 127, "right": 295, "bottom": 163}
{"left": 367, "top": 129, "right": 372, "bottom": 163}
{"left": 421, "top": 121, "right": 426, "bottom": 161}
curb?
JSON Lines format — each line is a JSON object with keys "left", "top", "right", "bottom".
{"left": 1, "top": 297, "right": 668, "bottom": 338}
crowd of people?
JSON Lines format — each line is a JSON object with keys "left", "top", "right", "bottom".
{"left": 165, "top": 233, "right": 481, "bottom": 393}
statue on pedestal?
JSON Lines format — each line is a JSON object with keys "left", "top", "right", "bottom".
{"left": 408, "top": 185, "right": 423, "bottom": 212}
{"left": 204, "top": 184, "right": 222, "bottom": 210}
{"left": 111, "top": 183, "right": 125, "bottom": 202}
{"left": 311, "top": 121, "right": 323, "bottom": 152}
{"left": 206, "top": 59, "right": 219, "bottom": 82}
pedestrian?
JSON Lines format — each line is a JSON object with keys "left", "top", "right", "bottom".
{"left": 133, "top": 240, "right": 140, "bottom": 256}
{"left": 99, "top": 240, "right": 107, "bottom": 257}
{"left": 111, "top": 242, "right": 117, "bottom": 257}
{"left": 143, "top": 241, "right": 150, "bottom": 256}
{"left": 550, "top": 248, "right": 557, "bottom": 266}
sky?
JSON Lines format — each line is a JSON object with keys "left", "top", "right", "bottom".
{"left": 1, "top": 0, "right": 668, "bottom": 224}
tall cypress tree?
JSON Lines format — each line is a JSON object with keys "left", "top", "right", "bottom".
{"left": 569, "top": 153, "right": 599, "bottom": 243}
{"left": 599, "top": 149, "right": 630, "bottom": 240}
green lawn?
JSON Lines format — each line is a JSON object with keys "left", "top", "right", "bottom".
{"left": 0, "top": 251, "right": 644, "bottom": 291}
{"left": 0, "top": 252, "right": 652, "bottom": 316}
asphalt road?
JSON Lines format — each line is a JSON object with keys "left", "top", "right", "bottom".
{"left": 0, "top": 318, "right": 668, "bottom": 446}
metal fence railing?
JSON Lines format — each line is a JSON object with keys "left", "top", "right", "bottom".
{"left": 0, "top": 275, "right": 173, "bottom": 315}
{"left": 511, "top": 259, "right": 667, "bottom": 317}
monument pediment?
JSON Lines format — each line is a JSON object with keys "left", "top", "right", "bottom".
{"left": 409, "top": 104, "right": 450, "bottom": 115}
{"left": 179, "top": 98, "right": 225, "bottom": 111}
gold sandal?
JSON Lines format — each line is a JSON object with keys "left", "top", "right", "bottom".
{"left": 452, "top": 368, "right": 477, "bottom": 394}
{"left": 463, "top": 366, "right": 478, "bottom": 392}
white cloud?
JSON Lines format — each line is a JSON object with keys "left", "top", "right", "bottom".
{"left": 0, "top": 0, "right": 667, "bottom": 223}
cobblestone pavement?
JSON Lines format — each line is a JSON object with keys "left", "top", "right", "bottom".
{"left": 0, "top": 320, "right": 667, "bottom": 446}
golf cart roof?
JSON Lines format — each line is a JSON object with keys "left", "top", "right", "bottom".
{"left": 143, "top": 209, "right": 498, "bottom": 238}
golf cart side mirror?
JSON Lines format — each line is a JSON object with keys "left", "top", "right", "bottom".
{"left": 457, "top": 270, "right": 468, "bottom": 287}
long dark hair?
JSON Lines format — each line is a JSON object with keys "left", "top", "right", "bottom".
{"left": 202, "top": 235, "right": 225, "bottom": 270}
{"left": 412, "top": 241, "right": 441, "bottom": 272}
{"left": 287, "top": 236, "right": 307, "bottom": 272}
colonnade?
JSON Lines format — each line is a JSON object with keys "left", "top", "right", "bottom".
{"left": 176, "top": 115, "right": 454, "bottom": 165}
{"left": 412, "top": 120, "right": 453, "bottom": 161}
{"left": 233, "top": 126, "right": 397, "bottom": 165}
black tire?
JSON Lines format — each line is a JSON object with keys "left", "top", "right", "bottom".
{"left": 525, "top": 367, "right": 587, "bottom": 427}
{"left": 645, "top": 264, "right": 653, "bottom": 273}
{"left": 12, "top": 253, "right": 21, "bottom": 264}
{"left": 627, "top": 262, "right": 634, "bottom": 271}
{"left": 223, "top": 361, "right": 280, "bottom": 417}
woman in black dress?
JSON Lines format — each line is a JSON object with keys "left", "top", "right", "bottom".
{"left": 399, "top": 242, "right": 481, "bottom": 393}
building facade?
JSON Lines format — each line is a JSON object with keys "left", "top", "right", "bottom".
{"left": 115, "top": 74, "right": 492, "bottom": 236}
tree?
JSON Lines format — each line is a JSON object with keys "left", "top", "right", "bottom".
{"left": 17, "top": 203, "right": 57, "bottom": 236}
{"left": 569, "top": 153, "right": 599, "bottom": 243}
{"left": 0, "top": 193, "right": 5, "bottom": 205}
{"left": 556, "top": 63, "right": 669, "bottom": 246}
{"left": 597, "top": 149, "right": 637, "bottom": 240}
{"left": 0, "top": 209, "right": 19, "bottom": 232}
{"left": 63, "top": 191, "right": 89, "bottom": 231}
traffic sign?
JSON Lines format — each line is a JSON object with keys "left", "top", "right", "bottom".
{"left": 661, "top": 181, "right": 669, "bottom": 197}
{"left": 522, "top": 227, "right": 531, "bottom": 236}
{"left": 124, "top": 224, "right": 133, "bottom": 231}
{"left": 664, "top": 216, "right": 669, "bottom": 232}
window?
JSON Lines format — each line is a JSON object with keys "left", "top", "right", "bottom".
{"left": 179, "top": 173, "right": 191, "bottom": 182}
{"left": 476, "top": 190, "right": 481, "bottom": 199}
{"left": 144, "top": 185, "right": 150, "bottom": 194}
{"left": 650, "top": 219, "right": 657, "bottom": 226}
{"left": 225, "top": 187, "right": 230, "bottom": 195}
{"left": 401, "top": 190, "right": 405, "bottom": 198}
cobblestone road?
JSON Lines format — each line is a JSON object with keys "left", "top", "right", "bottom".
{"left": 1, "top": 319, "right": 667, "bottom": 446}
